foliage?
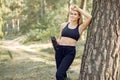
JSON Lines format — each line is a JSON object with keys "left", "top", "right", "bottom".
{"left": 86, "top": 0, "right": 93, "bottom": 12}
{"left": 0, "top": 0, "right": 93, "bottom": 42}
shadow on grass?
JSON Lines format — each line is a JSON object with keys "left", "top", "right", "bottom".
{"left": 40, "top": 47, "right": 55, "bottom": 54}
{"left": 0, "top": 59, "right": 56, "bottom": 80}
{"left": 0, "top": 59, "right": 79, "bottom": 80}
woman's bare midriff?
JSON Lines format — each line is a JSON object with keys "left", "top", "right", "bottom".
{"left": 57, "top": 37, "right": 77, "bottom": 46}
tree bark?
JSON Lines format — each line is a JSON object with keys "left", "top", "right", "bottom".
{"left": 80, "top": 0, "right": 120, "bottom": 80}
{"left": 40, "top": 0, "right": 45, "bottom": 19}
{"left": 80, "top": 0, "right": 87, "bottom": 10}
{"left": 72, "top": 0, "right": 77, "bottom": 4}
{"left": 66, "top": 0, "right": 71, "bottom": 21}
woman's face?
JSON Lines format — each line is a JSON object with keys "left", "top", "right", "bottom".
{"left": 69, "top": 10, "right": 80, "bottom": 22}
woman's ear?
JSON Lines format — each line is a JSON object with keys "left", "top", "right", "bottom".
{"left": 78, "top": 16, "right": 80, "bottom": 19}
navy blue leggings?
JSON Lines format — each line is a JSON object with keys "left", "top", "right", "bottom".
{"left": 55, "top": 45, "right": 76, "bottom": 80}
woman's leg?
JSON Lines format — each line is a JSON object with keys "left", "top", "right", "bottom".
{"left": 55, "top": 46, "right": 63, "bottom": 69}
{"left": 56, "top": 46, "right": 76, "bottom": 80}
{"left": 55, "top": 46, "right": 67, "bottom": 79}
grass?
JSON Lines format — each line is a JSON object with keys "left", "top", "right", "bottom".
{"left": 0, "top": 58, "right": 79, "bottom": 80}
{"left": 0, "top": 49, "right": 18, "bottom": 60}
{"left": 40, "top": 44, "right": 84, "bottom": 60}
{"left": 40, "top": 40, "right": 85, "bottom": 68}
{"left": 37, "top": 54, "right": 55, "bottom": 61}
{"left": 0, "top": 51, "right": 79, "bottom": 80}
{"left": 0, "top": 59, "right": 56, "bottom": 80}
{"left": 40, "top": 47, "right": 54, "bottom": 54}
{"left": 0, "top": 39, "right": 86, "bottom": 80}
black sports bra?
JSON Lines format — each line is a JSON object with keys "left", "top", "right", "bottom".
{"left": 61, "top": 23, "right": 80, "bottom": 41}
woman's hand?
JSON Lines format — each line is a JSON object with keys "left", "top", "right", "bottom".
{"left": 57, "top": 39, "right": 59, "bottom": 43}
{"left": 70, "top": 5, "right": 79, "bottom": 11}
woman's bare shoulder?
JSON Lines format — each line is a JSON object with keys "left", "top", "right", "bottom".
{"left": 60, "top": 22, "right": 68, "bottom": 29}
{"left": 78, "top": 25, "right": 83, "bottom": 34}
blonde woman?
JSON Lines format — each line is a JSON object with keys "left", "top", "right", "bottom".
{"left": 55, "top": 5, "right": 92, "bottom": 80}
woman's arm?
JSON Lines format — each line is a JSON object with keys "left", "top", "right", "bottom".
{"left": 57, "top": 22, "right": 67, "bottom": 43}
{"left": 71, "top": 5, "right": 92, "bottom": 32}
{"left": 78, "top": 8, "right": 92, "bottom": 31}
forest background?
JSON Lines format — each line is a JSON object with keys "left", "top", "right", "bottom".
{"left": 0, "top": 0, "right": 92, "bottom": 80}
{"left": 0, "top": 0, "right": 92, "bottom": 42}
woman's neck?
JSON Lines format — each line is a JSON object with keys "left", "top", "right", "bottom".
{"left": 69, "top": 21, "right": 78, "bottom": 28}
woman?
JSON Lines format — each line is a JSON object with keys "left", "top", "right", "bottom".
{"left": 55, "top": 5, "right": 92, "bottom": 80}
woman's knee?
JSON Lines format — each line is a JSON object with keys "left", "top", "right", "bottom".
{"left": 56, "top": 71, "right": 64, "bottom": 80}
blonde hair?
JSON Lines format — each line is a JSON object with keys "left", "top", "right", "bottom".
{"left": 68, "top": 8, "right": 83, "bottom": 25}
{"left": 77, "top": 10, "right": 83, "bottom": 25}
{"left": 69, "top": 4, "right": 83, "bottom": 25}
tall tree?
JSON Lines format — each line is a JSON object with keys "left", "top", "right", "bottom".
{"left": 80, "top": 0, "right": 87, "bottom": 10}
{"left": 80, "top": 0, "right": 120, "bottom": 80}
{"left": 72, "top": 0, "right": 77, "bottom": 4}
{"left": 0, "top": 0, "right": 5, "bottom": 38}
{"left": 40, "top": 0, "right": 45, "bottom": 19}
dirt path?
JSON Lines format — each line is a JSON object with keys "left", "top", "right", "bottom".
{"left": 0, "top": 39, "right": 80, "bottom": 73}
{"left": 0, "top": 39, "right": 81, "bottom": 80}
{"left": 0, "top": 40, "right": 55, "bottom": 64}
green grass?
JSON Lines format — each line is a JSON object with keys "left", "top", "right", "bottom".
{"left": 40, "top": 44, "right": 84, "bottom": 60}
{"left": 37, "top": 54, "right": 55, "bottom": 61}
{"left": 0, "top": 59, "right": 79, "bottom": 80}
{"left": 76, "top": 46, "right": 84, "bottom": 59}
{"left": 40, "top": 47, "right": 54, "bottom": 54}
{"left": 71, "top": 61, "right": 80, "bottom": 66}
{"left": 0, "top": 59, "right": 56, "bottom": 80}
{"left": 0, "top": 49, "right": 19, "bottom": 60}
{"left": 41, "top": 40, "right": 85, "bottom": 54}
{"left": 0, "top": 39, "right": 85, "bottom": 80}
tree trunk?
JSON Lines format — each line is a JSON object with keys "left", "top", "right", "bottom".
{"left": 40, "top": 0, "right": 45, "bottom": 19}
{"left": 66, "top": 0, "right": 71, "bottom": 21}
{"left": 72, "top": 0, "right": 77, "bottom": 4}
{"left": 80, "top": 0, "right": 87, "bottom": 10}
{"left": 80, "top": 0, "right": 120, "bottom": 80}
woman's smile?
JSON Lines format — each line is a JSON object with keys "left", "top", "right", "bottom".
{"left": 69, "top": 11, "right": 80, "bottom": 21}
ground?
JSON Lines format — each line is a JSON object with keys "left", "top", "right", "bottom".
{"left": 0, "top": 37, "right": 82, "bottom": 80}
